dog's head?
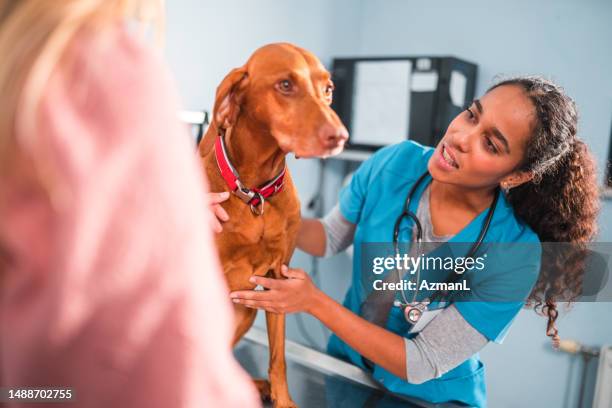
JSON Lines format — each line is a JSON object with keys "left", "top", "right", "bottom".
{"left": 212, "top": 43, "right": 348, "bottom": 158}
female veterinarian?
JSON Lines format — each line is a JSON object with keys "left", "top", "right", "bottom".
{"left": 229, "top": 77, "right": 601, "bottom": 407}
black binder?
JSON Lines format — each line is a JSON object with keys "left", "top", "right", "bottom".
{"left": 331, "top": 56, "right": 477, "bottom": 151}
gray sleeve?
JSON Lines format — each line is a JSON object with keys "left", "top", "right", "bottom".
{"left": 404, "top": 304, "right": 488, "bottom": 384}
{"left": 320, "top": 204, "right": 356, "bottom": 258}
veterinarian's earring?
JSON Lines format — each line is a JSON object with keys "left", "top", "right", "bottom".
{"left": 501, "top": 182, "right": 511, "bottom": 195}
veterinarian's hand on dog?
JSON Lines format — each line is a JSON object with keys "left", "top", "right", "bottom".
{"left": 209, "top": 191, "right": 230, "bottom": 233}
{"left": 229, "top": 265, "right": 320, "bottom": 314}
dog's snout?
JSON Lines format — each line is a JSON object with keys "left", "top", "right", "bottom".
{"left": 319, "top": 122, "right": 349, "bottom": 147}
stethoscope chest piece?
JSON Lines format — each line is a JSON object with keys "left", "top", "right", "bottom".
{"left": 395, "top": 299, "right": 430, "bottom": 324}
{"left": 405, "top": 307, "right": 422, "bottom": 324}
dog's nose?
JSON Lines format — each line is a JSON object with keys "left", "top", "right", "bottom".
{"left": 319, "top": 122, "right": 349, "bottom": 147}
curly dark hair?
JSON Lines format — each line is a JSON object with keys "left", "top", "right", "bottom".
{"left": 487, "top": 76, "right": 600, "bottom": 347}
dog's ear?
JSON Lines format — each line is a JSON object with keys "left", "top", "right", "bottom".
{"left": 213, "top": 66, "right": 249, "bottom": 131}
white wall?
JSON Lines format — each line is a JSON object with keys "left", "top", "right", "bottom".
{"left": 165, "top": 0, "right": 363, "bottom": 111}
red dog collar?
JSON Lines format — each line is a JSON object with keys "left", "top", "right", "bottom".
{"left": 214, "top": 134, "right": 286, "bottom": 215}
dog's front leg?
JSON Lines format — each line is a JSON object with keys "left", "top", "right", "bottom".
{"left": 265, "top": 297, "right": 297, "bottom": 408}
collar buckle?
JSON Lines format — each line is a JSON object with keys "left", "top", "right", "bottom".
{"left": 233, "top": 179, "right": 256, "bottom": 203}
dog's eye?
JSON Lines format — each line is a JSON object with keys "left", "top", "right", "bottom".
{"left": 324, "top": 83, "right": 334, "bottom": 96}
{"left": 277, "top": 79, "right": 294, "bottom": 94}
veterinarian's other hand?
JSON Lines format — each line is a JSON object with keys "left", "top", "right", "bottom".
{"left": 229, "top": 265, "right": 320, "bottom": 314}
{"left": 209, "top": 191, "right": 230, "bottom": 232}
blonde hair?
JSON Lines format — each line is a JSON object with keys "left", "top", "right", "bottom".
{"left": 0, "top": 0, "right": 164, "bottom": 177}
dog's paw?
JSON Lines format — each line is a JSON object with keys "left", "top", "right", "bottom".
{"left": 270, "top": 388, "right": 298, "bottom": 408}
{"left": 253, "top": 379, "right": 272, "bottom": 401}
{"left": 271, "top": 397, "right": 298, "bottom": 408}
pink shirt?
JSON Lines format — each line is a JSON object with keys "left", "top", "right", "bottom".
{"left": 0, "top": 26, "right": 259, "bottom": 408}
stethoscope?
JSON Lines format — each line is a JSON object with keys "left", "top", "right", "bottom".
{"left": 391, "top": 170, "right": 500, "bottom": 325}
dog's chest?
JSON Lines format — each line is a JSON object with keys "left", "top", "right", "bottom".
{"left": 204, "top": 154, "right": 301, "bottom": 276}
{"left": 223, "top": 194, "right": 299, "bottom": 246}
{"left": 213, "top": 175, "right": 301, "bottom": 270}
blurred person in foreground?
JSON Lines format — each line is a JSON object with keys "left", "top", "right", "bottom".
{"left": 0, "top": 1, "right": 259, "bottom": 407}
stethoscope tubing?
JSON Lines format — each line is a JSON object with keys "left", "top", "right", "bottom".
{"left": 392, "top": 170, "right": 500, "bottom": 310}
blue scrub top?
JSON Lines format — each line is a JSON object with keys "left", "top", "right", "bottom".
{"left": 327, "top": 141, "right": 541, "bottom": 408}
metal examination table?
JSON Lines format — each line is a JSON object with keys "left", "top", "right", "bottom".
{"left": 235, "top": 328, "right": 464, "bottom": 408}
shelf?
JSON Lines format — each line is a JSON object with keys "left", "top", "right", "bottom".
{"left": 179, "top": 110, "right": 208, "bottom": 125}
{"left": 333, "top": 149, "right": 374, "bottom": 162}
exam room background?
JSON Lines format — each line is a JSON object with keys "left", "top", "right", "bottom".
{"left": 166, "top": 1, "right": 612, "bottom": 407}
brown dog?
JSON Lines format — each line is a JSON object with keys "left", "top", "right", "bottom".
{"left": 198, "top": 43, "right": 348, "bottom": 408}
